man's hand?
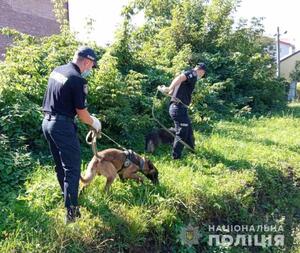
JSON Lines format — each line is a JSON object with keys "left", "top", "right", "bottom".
{"left": 157, "top": 85, "right": 170, "bottom": 94}
{"left": 90, "top": 116, "right": 101, "bottom": 132}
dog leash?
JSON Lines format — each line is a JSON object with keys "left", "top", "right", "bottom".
{"left": 86, "top": 129, "right": 146, "bottom": 173}
{"left": 101, "top": 131, "right": 127, "bottom": 151}
{"left": 86, "top": 129, "right": 105, "bottom": 160}
{"left": 157, "top": 86, "right": 189, "bottom": 108}
{"left": 152, "top": 89, "right": 195, "bottom": 153}
{"left": 86, "top": 128, "right": 135, "bottom": 158}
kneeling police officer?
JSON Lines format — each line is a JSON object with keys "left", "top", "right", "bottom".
{"left": 42, "top": 46, "right": 101, "bottom": 224}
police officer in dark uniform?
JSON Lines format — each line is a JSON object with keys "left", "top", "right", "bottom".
{"left": 158, "top": 63, "right": 206, "bottom": 159}
{"left": 42, "top": 46, "right": 101, "bottom": 223}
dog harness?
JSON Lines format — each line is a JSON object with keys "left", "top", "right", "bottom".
{"left": 120, "top": 150, "right": 145, "bottom": 173}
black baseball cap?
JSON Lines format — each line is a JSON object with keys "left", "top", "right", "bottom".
{"left": 196, "top": 62, "right": 206, "bottom": 71}
{"left": 77, "top": 46, "right": 97, "bottom": 68}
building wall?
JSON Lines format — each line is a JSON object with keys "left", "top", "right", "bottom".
{"left": 0, "top": 0, "right": 60, "bottom": 58}
{"left": 280, "top": 44, "right": 291, "bottom": 59}
{"left": 280, "top": 52, "right": 300, "bottom": 81}
{"left": 8, "top": 0, "right": 57, "bottom": 20}
{"left": 280, "top": 43, "right": 295, "bottom": 59}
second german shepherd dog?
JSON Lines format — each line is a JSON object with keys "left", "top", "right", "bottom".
{"left": 145, "top": 127, "right": 176, "bottom": 153}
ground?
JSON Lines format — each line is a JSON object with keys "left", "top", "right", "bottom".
{"left": 1, "top": 103, "right": 300, "bottom": 252}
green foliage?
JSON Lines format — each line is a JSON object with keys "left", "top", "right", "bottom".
{"left": 290, "top": 61, "right": 300, "bottom": 82}
{"left": 0, "top": 0, "right": 295, "bottom": 251}
{"left": 0, "top": 28, "right": 79, "bottom": 104}
{"left": 0, "top": 29, "right": 79, "bottom": 198}
{"left": 1, "top": 104, "right": 300, "bottom": 252}
{"left": 0, "top": 88, "right": 43, "bottom": 148}
{"left": 51, "top": 0, "right": 69, "bottom": 30}
{"left": 126, "top": 0, "right": 286, "bottom": 117}
{"left": 0, "top": 87, "right": 44, "bottom": 198}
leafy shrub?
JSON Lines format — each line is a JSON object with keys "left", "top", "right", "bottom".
{"left": 0, "top": 0, "right": 288, "bottom": 202}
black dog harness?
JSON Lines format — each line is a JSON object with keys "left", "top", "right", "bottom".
{"left": 119, "top": 149, "right": 145, "bottom": 174}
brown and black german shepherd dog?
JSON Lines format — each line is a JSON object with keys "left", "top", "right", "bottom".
{"left": 145, "top": 127, "right": 176, "bottom": 153}
{"left": 80, "top": 148, "right": 159, "bottom": 193}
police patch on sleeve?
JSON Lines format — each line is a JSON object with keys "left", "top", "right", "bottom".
{"left": 50, "top": 71, "right": 67, "bottom": 84}
{"left": 83, "top": 84, "right": 88, "bottom": 95}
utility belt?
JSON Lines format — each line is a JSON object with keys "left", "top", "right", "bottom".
{"left": 44, "top": 113, "right": 74, "bottom": 122}
{"left": 170, "top": 100, "right": 189, "bottom": 108}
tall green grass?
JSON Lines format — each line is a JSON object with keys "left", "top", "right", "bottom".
{"left": 1, "top": 104, "right": 300, "bottom": 252}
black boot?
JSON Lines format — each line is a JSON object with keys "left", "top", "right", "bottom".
{"left": 65, "top": 206, "right": 81, "bottom": 224}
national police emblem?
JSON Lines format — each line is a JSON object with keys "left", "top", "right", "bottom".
{"left": 179, "top": 223, "right": 200, "bottom": 247}
{"left": 83, "top": 84, "right": 88, "bottom": 95}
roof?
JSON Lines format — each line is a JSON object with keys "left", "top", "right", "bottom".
{"left": 280, "top": 50, "right": 300, "bottom": 62}
{"left": 280, "top": 40, "right": 295, "bottom": 47}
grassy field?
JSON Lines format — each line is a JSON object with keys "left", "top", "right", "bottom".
{"left": 1, "top": 104, "right": 300, "bottom": 252}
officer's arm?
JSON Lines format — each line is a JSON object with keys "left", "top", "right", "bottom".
{"left": 168, "top": 73, "right": 187, "bottom": 95}
{"left": 76, "top": 108, "right": 94, "bottom": 125}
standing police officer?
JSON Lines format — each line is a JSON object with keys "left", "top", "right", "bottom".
{"left": 158, "top": 63, "right": 206, "bottom": 159}
{"left": 42, "top": 46, "right": 101, "bottom": 223}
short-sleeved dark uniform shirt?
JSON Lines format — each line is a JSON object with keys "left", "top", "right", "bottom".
{"left": 171, "top": 69, "right": 198, "bottom": 106}
{"left": 42, "top": 63, "right": 88, "bottom": 118}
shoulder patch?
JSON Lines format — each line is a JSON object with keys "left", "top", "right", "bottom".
{"left": 49, "top": 71, "right": 68, "bottom": 84}
{"left": 83, "top": 84, "right": 88, "bottom": 95}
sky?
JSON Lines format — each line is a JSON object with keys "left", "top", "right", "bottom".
{"left": 235, "top": 0, "right": 300, "bottom": 48}
{"left": 68, "top": 0, "right": 300, "bottom": 49}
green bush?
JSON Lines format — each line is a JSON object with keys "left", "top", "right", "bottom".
{"left": 0, "top": 0, "right": 288, "bottom": 201}
{"left": 0, "top": 0, "right": 297, "bottom": 252}
{"left": 0, "top": 134, "right": 35, "bottom": 199}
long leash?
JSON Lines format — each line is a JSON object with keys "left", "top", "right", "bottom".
{"left": 152, "top": 89, "right": 195, "bottom": 153}
{"left": 85, "top": 129, "right": 146, "bottom": 173}
{"left": 86, "top": 129, "right": 104, "bottom": 160}
{"left": 86, "top": 88, "right": 195, "bottom": 157}
{"left": 159, "top": 89, "right": 189, "bottom": 108}
{"left": 86, "top": 129, "right": 133, "bottom": 159}
{"left": 101, "top": 131, "right": 127, "bottom": 151}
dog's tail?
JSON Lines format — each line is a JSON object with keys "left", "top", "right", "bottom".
{"left": 80, "top": 160, "right": 97, "bottom": 186}
{"left": 80, "top": 174, "right": 94, "bottom": 185}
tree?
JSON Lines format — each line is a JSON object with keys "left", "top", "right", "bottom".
{"left": 120, "top": 0, "right": 286, "bottom": 114}
{"left": 51, "top": 0, "right": 69, "bottom": 31}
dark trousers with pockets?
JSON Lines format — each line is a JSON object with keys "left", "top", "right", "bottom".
{"left": 42, "top": 116, "right": 81, "bottom": 208}
{"left": 169, "top": 103, "right": 195, "bottom": 159}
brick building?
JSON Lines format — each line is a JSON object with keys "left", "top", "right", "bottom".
{"left": 0, "top": 0, "right": 62, "bottom": 59}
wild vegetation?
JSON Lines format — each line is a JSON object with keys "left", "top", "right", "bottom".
{"left": 0, "top": 0, "right": 298, "bottom": 252}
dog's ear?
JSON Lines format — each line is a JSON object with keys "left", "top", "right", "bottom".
{"left": 145, "top": 159, "right": 159, "bottom": 185}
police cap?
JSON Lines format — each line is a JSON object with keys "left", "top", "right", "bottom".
{"left": 77, "top": 46, "right": 97, "bottom": 68}
{"left": 195, "top": 62, "right": 206, "bottom": 71}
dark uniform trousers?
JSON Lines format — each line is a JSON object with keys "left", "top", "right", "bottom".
{"left": 42, "top": 115, "right": 81, "bottom": 208}
{"left": 169, "top": 103, "right": 195, "bottom": 159}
